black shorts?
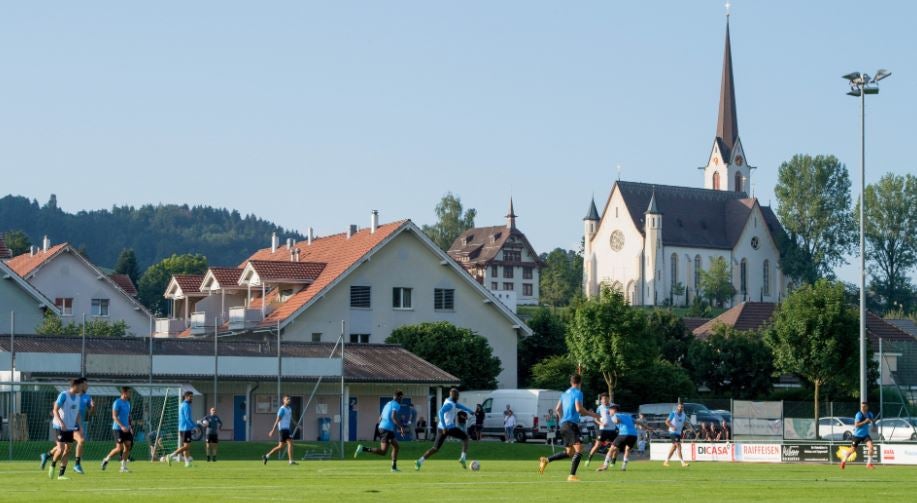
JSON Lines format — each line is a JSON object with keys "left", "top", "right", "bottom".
{"left": 207, "top": 433, "right": 219, "bottom": 444}
{"left": 378, "top": 427, "right": 396, "bottom": 443}
{"left": 613, "top": 435, "right": 637, "bottom": 450}
{"left": 56, "top": 430, "right": 75, "bottom": 444}
{"left": 559, "top": 422, "right": 582, "bottom": 447}
{"left": 181, "top": 430, "right": 194, "bottom": 444}
{"left": 597, "top": 430, "right": 618, "bottom": 443}
{"left": 852, "top": 435, "right": 872, "bottom": 447}
{"left": 279, "top": 429, "right": 292, "bottom": 442}
{"left": 433, "top": 428, "right": 469, "bottom": 449}
{"left": 669, "top": 432, "right": 682, "bottom": 444}
{"left": 112, "top": 429, "right": 134, "bottom": 444}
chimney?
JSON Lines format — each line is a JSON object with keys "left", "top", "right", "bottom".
{"left": 42, "top": 235, "right": 50, "bottom": 252}
{"left": 30, "top": 245, "right": 36, "bottom": 256}
{"left": 286, "top": 238, "right": 292, "bottom": 249}
{"left": 294, "top": 248, "right": 300, "bottom": 262}
{"left": 271, "top": 232, "right": 279, "bottom": 253}
{"left": 370, "top": 210, "right": 379, "bottom": 234}
{"left": 307, "top": 227, "right": 314, "bottom": 245}
{"left": 347, "top": 224, "right": 357, "bottom": 239}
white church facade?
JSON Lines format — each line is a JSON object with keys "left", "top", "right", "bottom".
{"left": 583, "top": 20, "right": 788, "bottom": 307}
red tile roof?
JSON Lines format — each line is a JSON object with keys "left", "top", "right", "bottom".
{"left": 0, "top": 236, "right": 11, "bottom": 259}
{"left": 109, "top": 274, "right": 138, "bottom": 296}
{"left": 207, "top": 267, "right": 243, "bottom": 289}
{"left": 6, "top": 243, "right": 69, "bottom": 277}
{"left": 682, "top": 317, "right": 712, "bottom": 333}
{"left": 172, "top": 274, "right": 206, "bottom": 295}
{"left": 246, "top": 260, "right": 326, "bottom": 283}
{"left": 692, "top": 302, "right": 777, "bottom": 338}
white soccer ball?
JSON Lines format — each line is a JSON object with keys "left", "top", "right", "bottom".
{"left": 470, "top": 460, "right": 480, "bottom": 471}
{"left": 159, "top": 456, "right": 166, "bottom": 463}
{"left": 201, "top": 420, "right": 209, "bottom": 427}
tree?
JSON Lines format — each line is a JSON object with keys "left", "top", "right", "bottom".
{"left": 858, "top": 173, "right": 917, "bottom": 313}
{"left": 565, "top": 286, "right": 655, "bottom": 401}
{"left": 645, "top": 309, "right": 692, "bottom": 364}
{"left": 517, "top": 308, "right": 567, "bottom": 386}
{"left": 774, "top": 154, "right": 856, "bottom": 282}
{"left": 700, "top": 257, "right": 736, "bottom": 307}
{"left": 765, "top": 280, "right": 859, "bottom": 438}
{"left": 616, "top": 360, "right": 696, "bottom": 407}
{"left": 539, "top": 248, "right": 584, "bottom": 306}
{"left": 114, "top": 248, "right": 141, "bottom": 285}
{"left": 421, "top": 192, "right": 476, "bottom": 250}
{"left": 35, "top": 311, "right": 130, "bottom": 337}
{"left": 386, "top": 322, "right": 502, "bottom": 390}
{"left": 137, "top": 253, "right": 208, "bottom": 315}
{"left": 686, "top": 324, "right": 774, "bottom": 399}
{"left": 530, "top": 354, "right": 578, "bottom": 391}
{"left": 2, "top": 229, "right": 31, "bottom": 256}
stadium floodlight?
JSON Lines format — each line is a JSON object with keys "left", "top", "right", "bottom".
{"left": 874, "top": 69, "right": 892, "bottom": 81}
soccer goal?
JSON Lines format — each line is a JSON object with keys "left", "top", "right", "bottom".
{"left": 0, "top": 380, "right": 182, "bottom": 463}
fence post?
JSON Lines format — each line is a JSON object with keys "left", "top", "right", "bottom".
{"left": 81, "top": 314, "right": 86, "bottom": 377}
{"left": 878, "top": 338, "right": 883, "bottom": 420}
{"left": 213, "top": 316, "right": 219, "bottom": 409}
{"left": 9, "top": 311, "right": 15, "bottom": 461}
{"left": 276, "top": 320, "right": 281, "bottom": 404}
{"left": 340, "top": 320, "right": 345, "bottom": 458}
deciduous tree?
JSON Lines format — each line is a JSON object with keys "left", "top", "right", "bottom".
{"left": 421, "top": 192, "right": 476, "bottom": 250}
{"left": 700, "top": 257, "right": 736, "bottom": 307}
{"left": 138, "top": 253, "right": 208, "bottom": 315}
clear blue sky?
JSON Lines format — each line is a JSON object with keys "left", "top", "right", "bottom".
{"left": 1, "top": 1, "right": 913, "bottom": 281}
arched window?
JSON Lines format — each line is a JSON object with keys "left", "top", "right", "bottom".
{"left": 763, "top": 260, "right": 770, "bottom": 296}
{"left": 694, "top": 255, "right": 702, "bottom": 291}
{"left": 735, "top": 172, "right": 743, "bottom": 193}
{"left": 740, "top": 258, "right": 748, "bottom": 296}
{"left": 712, "top": 171, "right": 720, "bottom": 190}
{"left": 671, "top": 253, "right": 678, "bottom": 286}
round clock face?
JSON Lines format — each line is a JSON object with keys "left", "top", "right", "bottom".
{"left": 610, "top": 230, "right": 625, "bottom": 252}
{"left": 751, "top": 236, "right": 759, "bottom": 250}
{"left": 735, "top": 155, "right": 744, "bottom": 166}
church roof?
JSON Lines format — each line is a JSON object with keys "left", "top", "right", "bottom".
{"left": 611, "top": 181, "right": 784, "bottom": 250}
{"left": 584, "top": 198, "right": 600, "bottom": 221}
{"left": 716, "top": 20, "right": 740, "bottom": 162}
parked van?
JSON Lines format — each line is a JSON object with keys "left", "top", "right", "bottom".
{"left": 459, "top": 389, "right": 562, "bottom": 443}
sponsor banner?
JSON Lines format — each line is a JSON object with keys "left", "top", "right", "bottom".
{"left": 735, "top": 442, "right": 782, "bottom": 463}
{"left": 782, "top": 443, "right": 831, "bottom": 463}
{"left": 880, "top": 444, "right": 917, "bottom": 465}
{"left": 690, "top": 442, "right": 736, "bottom": 462}
{"left": 831, "top": 444, "right": 880, "bottom": 464}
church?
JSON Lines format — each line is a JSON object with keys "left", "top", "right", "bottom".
{"left": 583, "top": 19, "right": 788, "bottom": 306}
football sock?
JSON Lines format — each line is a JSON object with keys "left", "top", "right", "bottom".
{"left": 59, "top": 466, "right": 66, "bottom": 477}
{"left": 548, "top": 452, "right": 569, "bottom": 463}
{"left": 460, "top": 452, "right": 466, "bottom": 461}
{"left": 75, "top": 457, "right": 81, "bottom": 465}
{"left": 611, "top": 455, "right": 617, "bottom": 465}
{"left": 391, "top": 460, "right": 397, "bottom": 470}
{"left": 570, "top": 453, "right": 582, "bottom": 475}
{"left": 52, "top": 460, "right": 57, "bottom": 468}
{"left": 418, "top": 456, "right": 425, "bottom": 464}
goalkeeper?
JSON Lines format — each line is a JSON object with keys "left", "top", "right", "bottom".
{"left": 201, "top": 407, "right": 223, "bottom": 462}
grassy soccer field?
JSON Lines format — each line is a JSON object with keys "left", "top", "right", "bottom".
{"left": 1, "top": 442, "right": 915, "bottom": 502}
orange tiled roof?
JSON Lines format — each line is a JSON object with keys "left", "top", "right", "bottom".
{"left": 6, "top": 243, "right": 69, "bottom": 277}
{"left": 245, "top": 221, "right": 407, "bottom": 327}
{"left": 109, "top": 274, "right": 138, "bottom": 296}
{"left": 246, "top": 260, "right": 326, "bottom": 283}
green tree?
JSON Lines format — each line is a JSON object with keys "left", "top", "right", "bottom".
{"left": 530, "top": 354, "right": 579, "bottom": 391}
{"left": 645, "top": 309, "right": 692, "bottom": 364}
{"left": 35, "top": 312, "right": 130, "bottom": 337}
{"left": 386, "top": 322, "right": 502, "bottom": 390}
{"left": 857, "top": 173, "right": 917, "bottom": 313}
{"left": 2, "top": 229, "right": 31, "bottom": 256}
{"left": 421, "top": 192, "right": 476, "bottom": 250}
{"left": 774, "top": 154, "right": 856, "bottom": 282}
{"left": 687, "top": 324, "right": 774, "bottom": 399}
{"left": 518, "top": 308, "right": 567, "bottom": 386}
{"left": 765, "top": 280, "right": 859, "bottom": 438}
{"left": 138, "top": 253, "right": 208, "bottom": 315}
{"left": 616, "top": 360, "right": 696, "bottom": 407}
{"left": 114, "top": 248, "right": 141, "bottom": 285}
{"left": 539, "top": 248, "right": 584, "bottom": 306}
{"left": 565, "top": 286, "right": 655, "bottom": 401}
{"left": 700, "top": 257, "right": 736, "bottom": 307}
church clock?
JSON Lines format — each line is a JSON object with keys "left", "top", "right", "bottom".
{"left": 610, "top": 230, "right": 625, "bottom": 252}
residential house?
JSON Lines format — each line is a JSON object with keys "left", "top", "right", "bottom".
{"left": 0, "top": 260, "right": 60, "bottom": 333}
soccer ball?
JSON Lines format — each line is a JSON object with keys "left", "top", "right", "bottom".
{"left": 201, "top": 419, "right": 209, "bottom": 427}
{"left": 470, "top": 460, "right": 480, "bottom": 471}
{"left": 159, "top": 456, "right": 167, "bottom": 463}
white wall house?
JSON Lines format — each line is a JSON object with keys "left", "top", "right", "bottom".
{"left": 0, "top": 260, "right": 60, "bottom": 333}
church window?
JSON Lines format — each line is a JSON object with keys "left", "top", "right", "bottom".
{"left": 735, "top": 172, "right": 743, "bottom": 193}
{"left": 713, "top": 172, "right": 720, "bottom": 190}
{"left": 671, "top": 253, "right": 678, "bottom": 284}
{"left": 615, "top": 207, "right": 619, "bottom": 218}
{"left": 740, "top": 259, "right": 748, "bottom": 296}
{"left": 763, "top": 260, "right": 770, "bottom": 296}
{"left": 693, "top": 255, "right": 702, "bottom": 291}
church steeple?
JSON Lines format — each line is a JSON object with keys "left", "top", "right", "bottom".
{"left": 716, "top": 18, "right": 739, "bottom": 159}
{"left": 505, "top": 197, "right": 517, "bottom": 229}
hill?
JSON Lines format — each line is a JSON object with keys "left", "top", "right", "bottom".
{"left": 0, "top": 194, "right": 303, "bottom": 270}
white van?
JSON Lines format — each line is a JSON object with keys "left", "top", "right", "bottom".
{"left": 459, "top": 389, "right": 562, "bottom": 443}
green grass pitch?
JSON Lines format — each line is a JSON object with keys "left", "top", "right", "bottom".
{"left": 1, "top": 442, "right": 915, "bottom": 502}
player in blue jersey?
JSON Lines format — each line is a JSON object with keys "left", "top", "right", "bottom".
{"left": 538, "top": 374, "right": 601, "bottom": 482}
{"left": 841, "top": 402, "right": 876, "bottom": 470}
{"left": 354, "top": 390, "right": 406, "bottom": 472}
{"left": 663, "top": 403, "right": 689, "bottom": 467}
{"left": 262, "top": 395, "right": 298, "bottom": 465}
{"left": 585, "top": 392, "right": 618, "bottom": 467}
{"left": 102, "top": 387, "right": 133, "bottom": 473}
{"left": 597, "top": 404, "right": 643, "bottom": 472}
{"left": 41, "top": 377, "right": 94, "bottom": 474}
{"left": 166, "top": 391, "right": 196, "bottom": 467}
{"left": 415, "top": 388, "right": 475, "bottom": 471}
{"left": 48, "top": 379, "right": 82, "bottom": 480}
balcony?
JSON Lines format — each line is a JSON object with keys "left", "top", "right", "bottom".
{"left": 228, "top": 306, "right": 262, "bottom": 331}
{"left": 155, "top": 318, "right": 186, "bottom": 337}
{"left": 190, "top": 311, "right": 213, "bottom": 336}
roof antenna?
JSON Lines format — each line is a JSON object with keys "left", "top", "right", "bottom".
{"left": 725, "top": 1, "right": 731, "bottom": 19}
{"left": 616, "top": 164, "right": 622, "bottom": 181}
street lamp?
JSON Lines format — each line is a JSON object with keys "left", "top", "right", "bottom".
{"left": 843, "top": 69, "right": 891, "bottom": 404}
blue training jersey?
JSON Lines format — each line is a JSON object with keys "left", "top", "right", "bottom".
{"left": 379, "top": 400, "right": 401, "bottom": 431}
{"left": 438, "top": 399, "right": 474, "bottom": 430}
{"left": 277, "top": 405, "right": 292, "bottom": 430}
{"left": 112, "top": 398, "right": 131, "bottom": 430}
{"left": 179, "top": 400, "right": 195, "bottom": 431}
{"left": 854, "top": 411, "right": 874, "bottom": 437}
{"left": 667, "top": 410, "right": 687, "bottom": 434}
{"left": 560, "top": 387, "right": 584, "bottom": 424}
{"left": 79, "top": 393, "right": 92, "bottom": 421}
{"left": 614, "top": 413, "right": 637, "bottom": 436}
{"left": 597, "top": 404, "right": 617, "bottom": 431}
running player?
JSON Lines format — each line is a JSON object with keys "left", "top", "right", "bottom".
{"left": 354, "top": 390, "right": 406, "bottom": 472}
{"left": 663, "top": 402, "right": 689, "bottom": 467}
{"left": 102, "top": 387, "right": 133, "bottom": 473}
{"left": 415, "top": 388, "right": 475, "bottom": 471}
{"left": 841, "top": 402, "right": 876, "bottom": 470}
{"left": 166, "top": 391, "right": 195, "bottom": 467}
{"left": 538, "top": 374, "right": 601, "bottom": 482}
{"left": 202, "top": 407, "right": 223, "bottom": 462}
{"left": 597, "top": 404, "right": 640, "bottom": 472}
{"left": 48, "top": 379, "right": 82, "bottom": 480}
{"left": 585, "top": 392, "right": 618, "bottom": 467}
{"left": 262, "top": 395, "right": 298, "bottom": 466}
{"left": 41, "top": 377, "right": 93, "bottom": 473}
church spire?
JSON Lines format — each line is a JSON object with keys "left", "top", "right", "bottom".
{"left": 505, "top": 197, "right": 517, "bottom": 229}
{"left": 715, "top": 16, "right": 739, "bottom": 158}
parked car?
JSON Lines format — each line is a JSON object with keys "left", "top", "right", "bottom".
{"left": 710, "top": 409, "right": 732, "bottom": 425}
{"left": 458, "top": 389, "right": 562, "bottom": 443}
{"left": 638, "top": 403, "right": 726, "bottom": 439}
{"left": 816, "top": 416, "right": 856, "bottom": 440}
{"left": 876, "top": 418, "right": 917, "bottom": 441}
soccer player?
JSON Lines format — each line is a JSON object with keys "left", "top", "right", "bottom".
{"left": 41, "top": 377, "right": 94, "bottom": 474}
{"left": 48, "top": 379, "right": 82, "bottom": 480}
{"left": 841, "top": 402, "right": 876, "bottom": 470}
{"left": 663, "top": 403, "right": 689, "bottom": 467}
{"left": 354, "top": 390, "right": 406, "bottom": 472}
{"left": 102, "top": 387, "right": 133, "bottom": 473}
{"left": 538, "top": 374, "right": 601, "bottom": 482}
{"left": 415, "top": 388, "right": 475, "bottom": 471}
{"left": 597, "top": 404, "right": 640, "bottom": 472}
{"left": 166, "top": 391, "right": 196, "bottom": 467}
{"left": 262, "top": 395, "right": 298, "bottom": 465}
{"left": 202, "top": 407, "right": 224, "bottom": 462}
{"left": 585, "top": 393, "right": 618, "bottom": 467}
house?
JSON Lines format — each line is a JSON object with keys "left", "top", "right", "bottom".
{"left": 0, "top": 260, "right": 60, "bottom": 333}
{"left": 692, "top": 302, "right": 777, "bottom": 339}
{"left": 160, "top": 214, "right": 532, "bottom": 388}
{"left": 448, "top": 199, "right": 544, "bottom": 309}
{"left": 108, "top": 274, "right": 138, "bottom": 298}
{"left": 583, "top": 19, "right": 788, "bottom": 307}
{"left": 5, "top": 237, "right": 151, "bottom": 336}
